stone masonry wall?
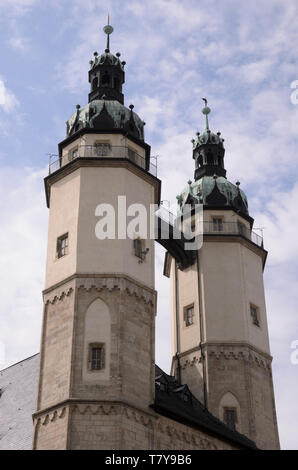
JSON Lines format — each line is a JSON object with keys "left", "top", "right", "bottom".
{"left": 33, "top": 275, "right": 156, "bottom": 449}
{"left": 34, "top": 402, "right": 241, "bottom": 450}
{"left": 204, "top": 343, "right": 280, "bottom": 450}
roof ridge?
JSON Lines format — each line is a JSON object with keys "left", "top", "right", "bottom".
{"left": 0, "top": 352, "right": 39, "bottom": 373}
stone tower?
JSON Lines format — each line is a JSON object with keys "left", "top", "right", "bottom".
{"left": 168, "top": 102, "right": 280, "bottom": 449}
{"left": 33, "top": 23, "right": 161, "bottom": 450}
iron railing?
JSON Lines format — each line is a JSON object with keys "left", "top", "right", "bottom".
{"left": 156, "top": 207, "right": 264, "bottom": 248}
{"left": 202, "top": 221, "right": 263, "bottom": 247}
{"left": 48, "top": 145, "right": 157, "bottom": 177}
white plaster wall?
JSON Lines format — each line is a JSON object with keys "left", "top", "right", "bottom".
{"left": 76, "top": 166, "right": 155, "bottom": 288}
{"left": 45, "top": 134, "right": 156, "bottom": 290}
{"left": 45, "top": 169, "right": 80, "bottom": 288}
{"left": 169, "top": 209, "right": 270, "bottom": 356}
{"left": 199, "top": 240, "right": 270, "bottom": 353}
{"left": 177, "top": 265, "right": 201, "bottom": 353}
{"left": 241, "top": 245, "right": 270, "bottom": 352}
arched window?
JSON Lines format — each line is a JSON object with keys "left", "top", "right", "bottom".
{"left": 92, "top": 77, "right": 98, "bottom": 91}
{"left": 207, "top": 151, "right": 213, "bottom": 165}
{"left": 102, "top": 72, "right": 110, "bottom": 86}
{"left": 114, "top": 76, "right": 119, "bottom": 89}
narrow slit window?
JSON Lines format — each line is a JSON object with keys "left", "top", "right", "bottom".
{"left": 56, "top": 233, "right": 68, "bottom": 259}
{"left": 101, "top": 72, "right": 110, "bottom": 85}
{"left": 134, "top": 238, "right": 144, "bottom": 259}
{"left": 250, "top": 305, "right": 260, "bottom": 327}
{"left": 114, "top": 76, "right": 119, "bottom": 89}
{"left": 184, "top": 305, "right": 195, "bottom": 327}
{"left": 92, "top": 76, "right": 98, "bottom": 91}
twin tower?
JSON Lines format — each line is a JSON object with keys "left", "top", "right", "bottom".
{"left": 32, "top": 25, "right": 279, "bottom": 449}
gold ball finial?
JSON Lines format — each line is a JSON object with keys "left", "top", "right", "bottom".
{"left": 103, "top": 24, "right": 114, "bottom": 35}
{"left": 103, "top": 13, "right": 113, "bottom": 35}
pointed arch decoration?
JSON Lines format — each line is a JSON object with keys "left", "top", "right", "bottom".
{"left": 219, "top": 391, "right": 241, "bottom": 433}
{"left": 82, "top": 297, "right": 111, "bottom": 383}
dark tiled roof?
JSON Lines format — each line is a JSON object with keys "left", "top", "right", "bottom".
{"left": 0, "top": 354, "right": 39, "bottom": 450}
{"left": 153, "top": 365, "right": 257, "bottom": 450}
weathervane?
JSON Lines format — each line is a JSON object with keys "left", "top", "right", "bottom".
{"left": 202, "top": 97, "right": 211, "bottom": 131}
{"left": 103, "top": 14, "right": 113, "bottom": 52}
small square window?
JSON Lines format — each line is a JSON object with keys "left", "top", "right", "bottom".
{"left": 250, "top": 305, "right": 260, "bottom": 327}
{"left": 184, "top": 305, "right": 195, "bottom": 327}
{"left": 212, "top": 217, "right": 223, "bottom": 232}
{"left": 224, "top": 408, "right": 237, "bottom": 430}
{"left": 89, "top": 344, "right": 105, "bottom": 371}
{"left": 56, "top": 233, "right": 68, "bottom": 259}
{"left": 95, "top": 143, "right": 111, "bottom": 156}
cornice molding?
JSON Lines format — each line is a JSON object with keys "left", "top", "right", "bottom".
{"left": 33, "top": 400, "right": 220, "bottom": 449}
{"left": 175, "top": 342, "right": 273, "bottom": 372}
{"left": 43, "top": 273, "right": 157, "bottom": 306}
{"left": 44, "top": 157, "right": 161, "bottom": 208}
{"left": 156, "top": 419, "right": 218, "bottom": 449}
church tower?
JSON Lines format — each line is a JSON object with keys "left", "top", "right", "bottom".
{"left": 168, "top": 102, "right": 280, "bottom": 450}
{"left": 33, "top": 23, "right": 161, "bottom": 450}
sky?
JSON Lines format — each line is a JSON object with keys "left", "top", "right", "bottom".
{"left": 0, "top": 0, "right": 297, "bottom": 450}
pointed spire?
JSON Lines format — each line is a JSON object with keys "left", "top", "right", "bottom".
{"left": 88, "top": 19, "right": 125, "bottom": 104}
{"left": 103, "top": 14, "right": 114, "bottom": 52}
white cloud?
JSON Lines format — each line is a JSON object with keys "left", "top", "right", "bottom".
{"left": 240, "top": 59, "right": 274, "bottom": 84}
{"left": 8, "top": 35, "right": 30, "bottom": 52}
{"left": 1, "top": 0, "right": 298, "bottom": 449}
{"left": 0, "top": 79, "right": 19, "bottom": 112}
{"left": 0, "top": 0, "right": 39, "bottom": 16}
{"left": 0, "top": 166, "right": 47, "bottom": 368}
{"left": 254, "top": 183, "right": 298, "bottom": 265}
{"left": 218, "top": 59, "right": 274, "bottom": 85}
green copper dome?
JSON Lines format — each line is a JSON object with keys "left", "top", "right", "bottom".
{"left": 177, "top": 176, "right": 249, "bottom": 216}
{"left": 66, "top": 99, "right": 145, "bottom": 141}
{"left": 177, "top": 100, "right": 249, "bottom": 217}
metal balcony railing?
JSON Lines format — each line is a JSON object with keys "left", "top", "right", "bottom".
{"left": 156, "top": 208, "right": 264, "bottom": 248}
{"left": 48, "top": 145, "right": 157, "bottom": 177}
{"left": 202, "top": 221, "right": 264, "bottom": 247}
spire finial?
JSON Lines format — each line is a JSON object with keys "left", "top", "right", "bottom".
{"left": 202, "top": 97, "right": 211, "bottom": 131}
{"left": 103, "top": 14, "right": 113, "bottom": 52}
